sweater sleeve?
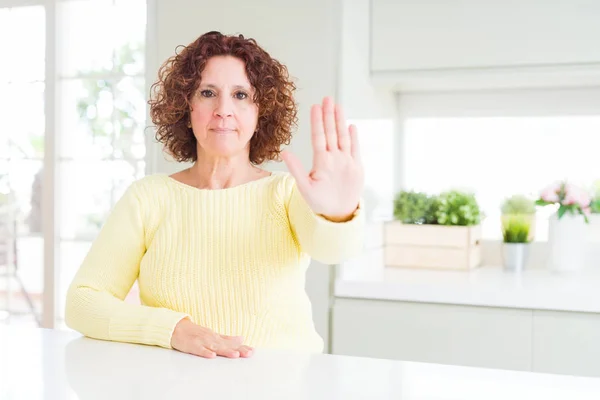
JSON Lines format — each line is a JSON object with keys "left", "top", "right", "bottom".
{"left": 285, "top": 176, "right": 365, "bottom": 264}
{"left": 64, "top": 181, "right": 189, "bottom": 349}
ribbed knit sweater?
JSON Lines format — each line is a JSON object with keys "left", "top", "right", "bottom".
{"left": 65, "top": 171, "right": 364, "bottom": 352}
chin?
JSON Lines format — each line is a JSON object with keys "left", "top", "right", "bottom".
{"left": 206, "top": 145, "right": 246, "bottom": 158}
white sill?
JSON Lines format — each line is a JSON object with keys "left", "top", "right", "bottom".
{"left": 334, "top": 262, "right": 600, "bottom": 314}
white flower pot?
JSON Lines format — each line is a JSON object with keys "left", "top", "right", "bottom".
{"left": 502, "top": 243, "right": 530, "bottom": 272}
{"left": 547, "top": 212, "right": 587, "bottom": 272}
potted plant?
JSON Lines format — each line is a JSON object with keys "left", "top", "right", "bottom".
{"left": 500, "top": 194, "right": 536, "bottom": 241}
{"left": 535, "top": 181, "right": 591, "bottom": 272}
{"left": 501, "top": 214, "right": 531, "bottom": 272}
{"left": 385, "top": 189, "right": 483, "bottom": 270}
{"left": 393, "top": 190, "right": 438, "bottom": 224}
{"left": 435, "top": 190, "right": 481, "bottom": 226}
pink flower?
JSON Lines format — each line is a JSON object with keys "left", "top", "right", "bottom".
{"left": 540, "top": 182, "right": 561, "bottom": 203}
{"left": 563, "top": 183, "right": 591, "bottom": 208}
{"left": 583, "top": 206, "right": 592, "bottom": 216}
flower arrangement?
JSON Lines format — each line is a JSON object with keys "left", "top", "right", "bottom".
{"left": 535, "top": 181, "right": 591, "bottom": 223}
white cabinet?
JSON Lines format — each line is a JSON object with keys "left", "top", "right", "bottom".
{"left": 332, "top": 298, "right": 532, "bottom": 371}
{"left": 332, "top": 298, "right": 600, "bottom": 377}
{"left": 370, "top": 0, "right": 600, "bottom": 72}
{"left": 368, "top": 0, "right": 600, "bottom": 90}
{"left": 533, "top": 310, "right": 600, "bottom": 378}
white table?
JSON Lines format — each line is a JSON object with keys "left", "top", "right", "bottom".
{"left": 1, "top": 327, "right": 600, "bottom": 399}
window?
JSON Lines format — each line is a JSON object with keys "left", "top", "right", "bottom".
{"left": 0, "top": 0, "right": 147, "bottom": 328}
{"left": 0, "top": 5, "right": 46, "bottom": 326}
{"left": 56, "top": 0, "right": 147, "bottom": 323}
{"left": 402, "top": 115, "right": 600, "bottom": 241}
{"left": 349, "top": 119, "right": 395, "bottom": 221}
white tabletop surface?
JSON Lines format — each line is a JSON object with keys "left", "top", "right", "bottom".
{"left": 335, "top": 264, "right": 600, "bottom": 313}
{"left": 2, "top": 326, "right": 600, "bottom": 399}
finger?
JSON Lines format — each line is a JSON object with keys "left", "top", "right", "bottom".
{"left": 335, "top": 103, "right": 350, "bottom": 152}
{"left": 238, "top": 345, "right": 254, "bottom": 358}
{"left": 349, "top": 124, "right": 361, "bottom": 161}
{"left": 281, "top": 150, "right": 311, "bottom": 194}
{"left": 209, "top": 340, "right": 240, "bottom": 358}
{"left": 191, "top": 346, "right": 217, "bottom": 359}
{"left": 310, "top": 104, "right": 326, "bottom": 153}
{"left": 322, "top": 96, "right": 338, "bottom": 151}
{"left": 218, "top": 348, "right": 241, "bottom": 358}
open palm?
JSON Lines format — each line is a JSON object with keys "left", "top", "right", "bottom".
{"left": 282, "top": 97, "right": 364, "bottom": 222}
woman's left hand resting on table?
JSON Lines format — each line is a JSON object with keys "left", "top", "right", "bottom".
{"left": 281, "top": 96, "right": 364, "bottom": 223}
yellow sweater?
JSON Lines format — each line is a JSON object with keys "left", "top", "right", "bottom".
{"left": 65, "top": 171, "right": 364, "bottom": 352}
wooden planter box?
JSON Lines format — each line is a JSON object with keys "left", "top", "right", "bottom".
{"left": 384, "top": 222, "right": 482, "bottom": 270}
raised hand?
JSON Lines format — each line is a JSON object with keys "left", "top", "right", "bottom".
{"left": 171, "top": 318, "right": 254, "bottom": 359}
{"left": 282, "top": 96, "right": 364, "bottom": 222}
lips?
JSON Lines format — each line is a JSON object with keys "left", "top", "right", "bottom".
{"left": 211, "top": 128, "right": 236, "bottom": 133}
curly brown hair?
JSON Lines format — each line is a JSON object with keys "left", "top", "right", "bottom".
{"left": 148, "top": 31, "right": 298, "bottom": 165}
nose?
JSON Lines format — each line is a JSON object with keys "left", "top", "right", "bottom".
{"left": 214, "top": 95, "right": 234, "bottom": 118}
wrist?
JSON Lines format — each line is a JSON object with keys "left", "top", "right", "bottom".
{"left": 321, "top": 203, "right": 359, "bottom": 222}
{"left": 171, "top": 317, "right": 193, "bottom": 346}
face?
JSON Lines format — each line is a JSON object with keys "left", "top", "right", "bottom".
{"left": 189, "top": 55, "right": 258, "bottom": 159}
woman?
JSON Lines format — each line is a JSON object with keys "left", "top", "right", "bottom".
{"left": 65, "top": 31, "right": 365, "bottom": 359}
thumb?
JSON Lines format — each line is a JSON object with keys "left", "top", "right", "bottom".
{"left": 281, "top": 150, "right": 310, "bottom": 193}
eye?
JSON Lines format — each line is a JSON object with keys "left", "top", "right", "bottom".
{"left": 234, "top": 91, "right": 249, "bottom": 100}
{"left": 200, "top": 90, "right": 215, "bottom": 98}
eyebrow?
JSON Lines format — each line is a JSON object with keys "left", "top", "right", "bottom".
{"left": 201, "top": 84, "right": 252, "bottom": 91}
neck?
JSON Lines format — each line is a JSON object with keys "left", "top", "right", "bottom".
{"left": 187, "top": 151, "right": 259, "bottom": 190}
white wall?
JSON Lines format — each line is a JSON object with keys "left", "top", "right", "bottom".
{"left": 146, "top": 0, "right": 344, "bottom": 175}
{"left": 144, "top": 0, "right": 346, "bottom": 351}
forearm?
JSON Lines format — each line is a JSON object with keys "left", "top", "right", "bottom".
{"left": 65, "top": 284, "right": 189, "bottom": 349}
{"left": 288, "top": 186, "right": 365, "bottom": 264}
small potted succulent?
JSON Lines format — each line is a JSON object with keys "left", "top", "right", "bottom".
{"left": 501, "top": 214, "right": 532, "bottom": 272}
{"left": 501, "top": 194, "right": 536, "bottom": 242}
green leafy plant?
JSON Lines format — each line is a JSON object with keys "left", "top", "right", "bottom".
{"left": 502, "top": 215, "right": 531, "bottom": 243}
{"left": 435, "top": 190, "right": 481, "bottom": 226}
{"left": 424, "top": 194, "right": 440, "bottom": 224}
{"left": 501, "top": 194, "right": 536, "bottom": 215}
{"left": 590, "top": 180, "right": 600, "bottom": 214}
{"left": 591, "top": 199, "right": 600, "bottom": 214}
{"left": 393, "top": 191, "right": 438, "bottom": 224}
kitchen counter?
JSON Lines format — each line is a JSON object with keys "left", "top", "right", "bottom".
{"left": 1, "top": 326, "right": 600, "bottom": 399}
{"left": 335, "top": 264, "right": 600, "bottom": 313}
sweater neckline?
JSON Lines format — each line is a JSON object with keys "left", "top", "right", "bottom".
{"left": 161, "top": 171, "right": 282, "bottom": 193}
